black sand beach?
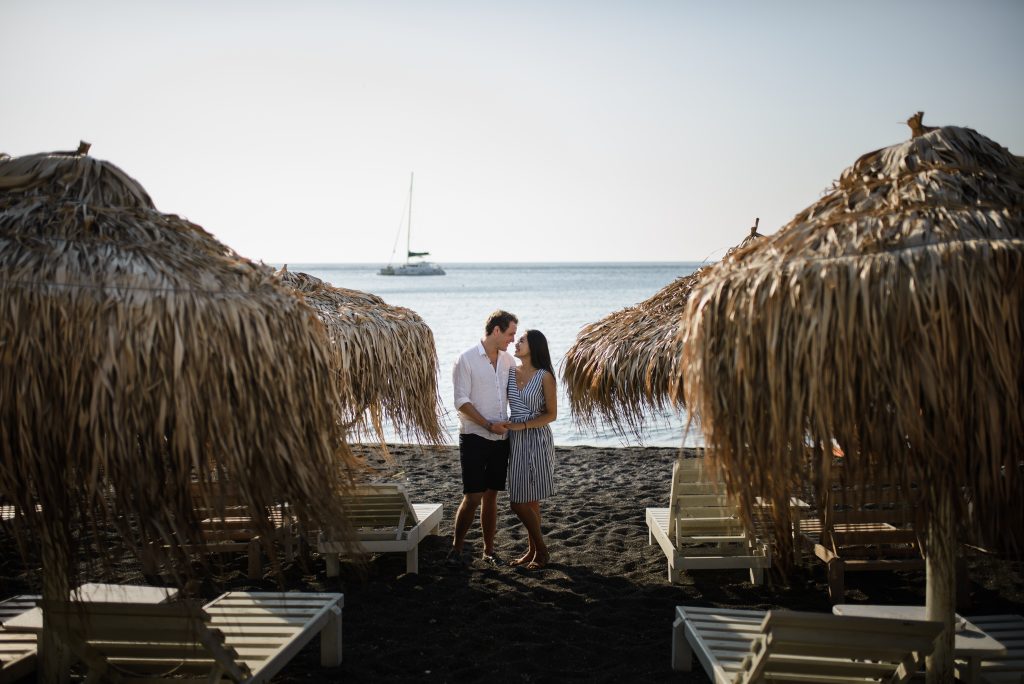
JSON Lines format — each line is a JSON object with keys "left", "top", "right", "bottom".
{"left": 3, "top": 444, "right": 1022, "bottom": 682}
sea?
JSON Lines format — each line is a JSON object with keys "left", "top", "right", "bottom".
{"left": 294, "top": 262, "right": 705, "bottom": 448}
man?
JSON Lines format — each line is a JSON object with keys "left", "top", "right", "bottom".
{"left": 449, "top": 309, "right": 518, "bottom": 567}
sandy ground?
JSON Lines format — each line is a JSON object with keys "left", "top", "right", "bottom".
{"left": 2, "top": 444, "right": 1022, "bottom": 683}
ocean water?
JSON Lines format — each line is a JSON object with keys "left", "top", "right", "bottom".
{"left": 296, "top": 262, "right": 704, "bottom": 448}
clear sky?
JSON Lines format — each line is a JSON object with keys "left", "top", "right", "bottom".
{"left": 3, "top": 1, "right": 1022, "bottom": 264}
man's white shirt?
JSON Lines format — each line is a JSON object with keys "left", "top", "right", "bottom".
{"left": 453, "top": 342, "right": 516, "bottom": 440}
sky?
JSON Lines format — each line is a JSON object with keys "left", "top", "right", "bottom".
{"left": 3, "top": 0, "right": 1022, "bottom": 264}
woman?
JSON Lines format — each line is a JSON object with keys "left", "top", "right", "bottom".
{"left": 504, "top": 329, "right": 557, "bottom": 570}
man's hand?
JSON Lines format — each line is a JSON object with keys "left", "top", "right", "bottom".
{"left": 489, "top": 421, "right": 510, "bottom": 436}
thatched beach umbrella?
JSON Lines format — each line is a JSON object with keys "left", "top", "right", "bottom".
{"left": 277, "top": 269, "right": 444, "bottom": 446}
{"left": 678, "top": 117, "right": 1024, "bottom": 681}
{"left": 0, "top": 146, "right": 356, "bottom": 680}
{"left": 562, "top": 224, "right": 763, "bottom": 434}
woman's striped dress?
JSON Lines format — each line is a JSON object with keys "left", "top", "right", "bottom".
{"left": 507, "top": 367, "right": 555, "bottom": 503}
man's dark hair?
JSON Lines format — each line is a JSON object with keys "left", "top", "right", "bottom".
{"left": 485, "top": 310, "right": 518, "bottom": 336}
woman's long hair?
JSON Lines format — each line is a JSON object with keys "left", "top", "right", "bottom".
{"left": 526, "top": 329, "right": 555, "bottom": 378}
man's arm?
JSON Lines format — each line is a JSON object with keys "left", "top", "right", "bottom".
{"left": 453, "top": 354, "right": 508, "bottom": 435}
{"left": 457, "top": 401, "right": 508, "bottom": 435}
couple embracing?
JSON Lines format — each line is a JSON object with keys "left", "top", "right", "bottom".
{"left": 448, "top": 310, "right": 556, "bottom": 570}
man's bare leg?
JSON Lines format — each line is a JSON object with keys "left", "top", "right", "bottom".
{"left": 481, "top": 489, "right": 499, "bottom": 556}
{"left": 452, "top": 492, "right": 483, "bottom": 553}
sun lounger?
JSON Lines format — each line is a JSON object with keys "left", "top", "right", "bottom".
{"left": 43, "top": 591, "right": 343, "bottom": 682}
{"left": 318, "top": 484, "right": 442, "bottom": 575}
{"left": 165, "top": 480, "right": 298, "bottom": 580}
{"left": 798, "top": 476, "right": 925, "bottom": 602}
{"left": 957, "top": 614, "right": 1024, "bottom": 684}
{"left": 0, "top": 594, "right": 39, "bottom": 684}
{"left": 0, "top": 583, "right": 178, "bottom": 684}
{"left": 671, "top": 605, "right": 943, "bottom": 683}
{"left": 646, "top": 456, "right": 770, "bottom": 585}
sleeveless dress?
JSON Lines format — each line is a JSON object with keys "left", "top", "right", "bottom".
{"left": 507, "top": 367, "right": 555, "bottom": 503}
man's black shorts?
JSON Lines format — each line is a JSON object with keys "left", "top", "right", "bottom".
{"left": 459, "top": 433, "right": 509, "bottom": 494}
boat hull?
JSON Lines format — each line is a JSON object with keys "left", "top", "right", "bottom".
{"left": 379, "top": 262, "right": 446, "bottom": 276}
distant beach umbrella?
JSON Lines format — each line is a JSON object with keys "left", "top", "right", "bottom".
{"left": 0, "top": 145, "right": 356, "bottom": 681}
{"left": 679, "top": 116, "right": 1024, "bottom": 682}
{"left": 277, "top": 268, "right": 444, "bottom": 447}
{"left": 562, "top": 224, "right": 763, "bottom": 435}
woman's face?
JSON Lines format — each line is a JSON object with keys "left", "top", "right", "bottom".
{"left": 513, "top": 333, "right": 530, "bottom": 360}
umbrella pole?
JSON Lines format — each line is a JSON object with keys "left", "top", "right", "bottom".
{"left": 39, "top": 513, "right": 72, "bottom": 683}
{"left": 924, "top": 493, "right": 956, "bottom": 683}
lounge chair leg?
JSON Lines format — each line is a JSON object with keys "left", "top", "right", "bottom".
{"left": 406, "top": 546, "right": 418, "bottom": 574}
{"left": 247, "top": 540, "right": 262, "bottom": 580}
{"left": 325, "top": 554, "right": 340, "bottom": 578}
{"left": 321, "top": 603, "right": 343, "bottom": 666}
{"left": 827, "top": 558, "right": 844, "bottom": 603}
{"left": 283, "top": 527, "right": 295, "bottom": 561}
{"left": 750, "top": 567, "right": 763, "bottom": 586}
{"left": 955, "top": 555, "right": 971, "bottom": 612}
{"left": 671, "top": 615, "right": 692, "bottom": 671}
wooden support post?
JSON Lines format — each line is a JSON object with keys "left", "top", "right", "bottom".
{"left": 40, "top": 519, "right": 72, "bottom": 684}
{"left": 925, "top": 495, "right": 956, "bottom": 683}
{"left": 827, "top": 558, "right": 845, "bottom": 603}
{"left": 671, "top": 614, "right": 692, "bottom": 671}
{"left": 320, "top": 603, "right": 343, "bottom": 666}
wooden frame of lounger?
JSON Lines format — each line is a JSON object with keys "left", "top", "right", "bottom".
{"left": 646, "top": 456, "right": 770, "bottom": 585}
{"left": 151, "top": 481, "right": 298, "bottom": 580}
{"left": 672, "top": 605, "right": 943, "bottom": 683}
{"left": 0, "top": 595, "right": 39, "bottom": 684}
{"left": 45, "top": 591, "right": 343, "bottom": 683}
{"left": 957, "top": 614, "right": 1024, "bottom": 683}
{"left": 318, "top": 484, "right": 442, "bottom": 575}
{"left": 798, "top": 476, "right": 926, "bottom": 602}
{"left": 1, "top": 584, "right": 179, "bottom": 683}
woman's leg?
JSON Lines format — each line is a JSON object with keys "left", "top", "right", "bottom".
{"left": 527, "top": 501, "right": 548, "bottom": 567}
{"left": 510, "top": 500, "right": 547, "bottom": 567}
{"left": 510, "top": 501, "right": 538, "bottom": 565}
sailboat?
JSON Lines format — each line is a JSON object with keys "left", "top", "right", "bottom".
{"left": 379, "top": 173, "right": 445, "bottom": 276}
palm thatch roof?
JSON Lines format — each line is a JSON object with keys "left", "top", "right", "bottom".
{"left": 0, "top": 146, "right": 358, "bottom": 675}
{"left": 678, "top": 119, "right": 1023, "bottom": 679}
{"left": 277, "top": 269, "right": 444, "bottom": 446}
{"left": 562, "top": 225, "right": 763, "bottom": 434}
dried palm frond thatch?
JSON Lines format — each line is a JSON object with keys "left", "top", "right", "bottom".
{"left": 0, "top": 147, "right": 358, "bottom": 679}
{"left": 679, "top": 118, "right": 1024, "bottom": 681}
{"left": 278, "top": 269, "right": 444, "bottom": 446}
{"left": 562, "top": 224, "right": 763, "bottom": 435}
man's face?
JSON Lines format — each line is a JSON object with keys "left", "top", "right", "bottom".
{"left": 499, "top": 322, "right": 517, "bottom": 351}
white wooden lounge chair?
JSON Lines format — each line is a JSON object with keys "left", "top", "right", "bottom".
{"left": 799, "top": 475, "right": 925, "bottom": 602}
{"left": 318, "top": 484, "right": 442, "bottom": 575}
{"left": 45, "top": 591, "right": 343, "bottom": 682}
{"left": 162, "top": 481, "right": 298, "bottom": 580}
{"left": 646, "top": 456, "right": 770, "bottom": 585}
{"left": 672, "top": 605, "right": 943, "bottom": 683}
{"left": 0, "top": 594, "right": 39, "bottom": 684}
{"left": 957, "top": 614, "right": 1024, "bottom": 684}
{"left": 0, "top": 583, "right": 178, "bottom": 684}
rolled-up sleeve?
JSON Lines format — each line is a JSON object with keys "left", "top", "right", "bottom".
{"left": 453, "top": 355, "right": 472, "bottom": 410}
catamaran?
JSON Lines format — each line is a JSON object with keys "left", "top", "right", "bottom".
{"left": 379, "top": 173, "right": 445, "bottom": 276}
